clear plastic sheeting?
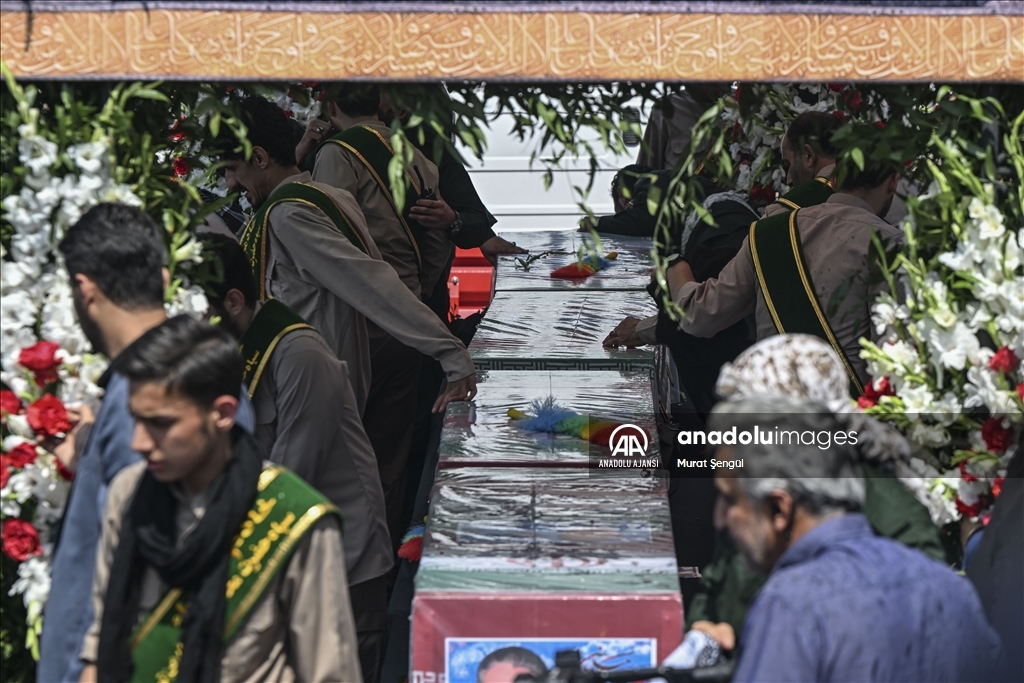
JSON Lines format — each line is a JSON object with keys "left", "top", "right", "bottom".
{"left": 434, "top": 467, "right": 667, "bottom": 492}
{"left": 471, "top": 290, "right": 657, "bottom": 370}
{"left": 495, "top": 230, "right": 656, "bottom": 291}
{"left": 421, "top": 482, "right": 676, "bottom": 578}
{"left": 438, "top": 370, "right": 658, "bottom": 467}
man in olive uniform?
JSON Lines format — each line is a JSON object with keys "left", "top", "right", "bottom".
{"left": 201, "top": 235, "right": 393, "bottom": 682}
{"left": 79, "top": 318, "right": 361, "bottom": 683}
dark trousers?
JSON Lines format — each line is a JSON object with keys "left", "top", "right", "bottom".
{"left": 363, "top": 323, "right": 423, "bottom": 550}
{"left": 351, "top": 573, "right": 389, "bottom": 683}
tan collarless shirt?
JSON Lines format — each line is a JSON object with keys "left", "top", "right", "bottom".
{"left": 261, "top": 172, "right": 475, "bottom": 414}
{"left": 80, "top": 461, "right": 362, "bottom": 683}
{"left": 312, "top": 120, "right": 450, "bottom": 299}
{"left": 248, "top": 316, "right": 392, "bottom": 586}
{"left": 673, "top": 193, "right": 905, "bottom": 386}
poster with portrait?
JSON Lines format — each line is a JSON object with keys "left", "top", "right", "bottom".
{"left": 445, "top": 637, "right": 657, "bottom": 683}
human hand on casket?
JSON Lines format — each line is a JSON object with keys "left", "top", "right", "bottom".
{"left": 479, "top": 235, "right": 528, "bottom": 266}
{"left": 603, "top": 316, "right": 645, "bottom": 348}
{"left": 432, "top": 373, "right": 478, "bottom": 413}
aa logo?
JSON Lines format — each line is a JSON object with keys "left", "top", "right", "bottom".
{"left": 609, "top": 424, "right": 649, "bottom": 457}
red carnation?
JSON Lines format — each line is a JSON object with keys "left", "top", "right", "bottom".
{"left": 844, "top": 89, "right": 863, "bottom": 109}
{"left": 170, "top": 131, "right": 186, "bottom": 143}
{"left": 1017, "top": 382, "right": 1024, "bottom": 401}
{"left": 1, "top": 390, "right": 22, "bottom": 417}
{"left": 2, "top": 519, "right": 42, "bottom": 562}
{"left": 989, "top": 347, "right": 1020, "bottom": 375}
{"left": 26, "top": 394, "right": 72, "bottom": 438}
{"left": 173, "top": 157, "right": 189, "bottom": 177}
{"left": 733, "top": 84, "right": 742, "bottom": 102}
{"left": 7, "top": 442, "right": 37, "bottom": 468}
{"left": 832, "top": 110, "right": 846, "bottom": 122}
{"left": 981, "top": 417, "right": 1013, "bottom": 453}
{"left": 874, "top": 121, "right": 886, "bottom": 130}
{"left": 958, "top": 460, "right": 979, "bottom": 482}
{"left": 0, "top": 457, "right": 9, "bottom": 490}
{"left": 955, "top": 496, "right": 983, "bottom": 519}
{"left": 827, "top": 83, "right": 844, "bottom": 92}
{"left": 992, "top": 476, "right": 1004, "bottom": 499}
{"left": 858, "top": 376, "right": 895, "bottom": 409}
{"left": 19, "top": 341, "right": 61, "bottom": 388}
{"left": 750, "top": 184, "right": 776, "bottom": 204}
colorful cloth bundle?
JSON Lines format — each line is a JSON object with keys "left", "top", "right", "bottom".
{"left": 550, "top": 251, "right": 618, "bottom": 279}
{"left": 398, "top": 519, "right": 426, "bottom": 561}
{"left": 507, "top": 396, "right": 626, "bottom": 446}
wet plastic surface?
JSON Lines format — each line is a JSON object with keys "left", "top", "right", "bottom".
{"left": 495, "top": 230, "right": 656, "bottom": 291}
{"left": 471, "top": 290, "right": 657, "bottom": 370}
{"left": 437, "top": 370, "right": 658, "bottom": 468}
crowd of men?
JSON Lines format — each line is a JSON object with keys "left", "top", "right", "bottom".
{"left": 28, "top": 86, "right": 1021, "bottom": 683}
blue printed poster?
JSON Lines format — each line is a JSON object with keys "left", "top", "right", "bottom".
{"left": 445, "top": 637, "right": 656, "bottom": 683}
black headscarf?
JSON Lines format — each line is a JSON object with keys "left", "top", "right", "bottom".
{"left": 97, "top": 427, "right": 264, "bottom": 682}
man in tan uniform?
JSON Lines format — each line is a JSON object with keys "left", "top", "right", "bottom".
{"left": 311, "top": 86, "right": 461, "bottom": 547}
{"left": 605, "top": 111, "right": 843, "bottom": 351}
{"left": 201, "top": 235, "right": 393, "bottom": 682}
{"left": 79, "top": 317, "right": 361, "bottom": 683}
{"left": 663, "top": 158, "right": 904, "bottom": 391}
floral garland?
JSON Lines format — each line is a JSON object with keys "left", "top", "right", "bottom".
{"left": 861, "top": 121, "right": 1024, "bottom": 525}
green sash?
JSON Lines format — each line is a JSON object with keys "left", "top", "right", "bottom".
{"left": 323, "top": 124, "right": 428, "bottom": 267}
{"left": 239, "top": 181, "right": 369, "bottom": 301}
{"left": 774, "top": 175, "right": 834, "bottom": 212}
{"left": 129, "top": 467, "right": 341, "bottom": 683}
{"left": 238, "top": 299, "right": 313, "bottom": 399}
{"left": 749, "top": 210, "right": 864, "bottom": 395}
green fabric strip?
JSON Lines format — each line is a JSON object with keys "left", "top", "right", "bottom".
{"left": 749, "top": 210, "right": 863, "bottom": 395}
{"left": 238, "top": 299, "right": 312, "bottom": 398}
{"left": 130, "top": 468, "right": 341, "bottom": 681}
{"left": 239, "top": 181, "right": 369, "bottom": 301}
{"left": 323, "top": 125, "right": 428, "bottom": 267}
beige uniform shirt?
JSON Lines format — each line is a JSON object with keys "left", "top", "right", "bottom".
{"left": 263, "top": 172, "right": 475, "bottom": 414}
{"left": 80, "top": 461, "right": 362, "bottom": 683}
{"left": 672, "top": 193, "right": 905, "bottom": 385}
{"left": 313, "top": 121, "right": 450, "bottom": 299}
{"left": 250, "top": 320, "right": 392, "bottom": 586}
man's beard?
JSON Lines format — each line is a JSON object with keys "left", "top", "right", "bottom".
{"left": 73, "top": 288, "right": 108, "bottom": 357}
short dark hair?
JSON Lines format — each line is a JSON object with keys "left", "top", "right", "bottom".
{"left": 213, "top": 96, "right": 297, "bottom": 168}
{"left": 58, "top": 203, "right": 167, "bottom": 310}
{"left": 477, "top": 647, "right": 547, "bottom": 682}
{"left": 198, "top": 235, "right": 259, "bottom": 309}
{"left": 329, "top": 84, "right": 381, "bottom": 117}
{"left": 611, "top": 164, "right": 653, "bottom": 201}
{"left": 785, "top": 111, "right": 841, "bottom": 159}
{"left": 121, "top": 316, "right": 242, "bottom": 407}
{"left": 837, "top": 157, "right": 900, "bottom": 191}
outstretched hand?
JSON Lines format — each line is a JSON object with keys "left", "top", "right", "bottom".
{"left": 432, "top": 374, "right": 478, "bottom": 413}
{"left": 602, "top": 316, "right": 644, "bottom": 348}
{"left": 479, "top": 235, "right": 528, "bottom": 266}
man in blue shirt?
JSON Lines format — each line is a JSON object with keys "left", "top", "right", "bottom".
{"left": 37, "top": 204, "right": 254, "bottom": 682}
{"left": 707, "top": 397, "right": 1002, "bottom": 683}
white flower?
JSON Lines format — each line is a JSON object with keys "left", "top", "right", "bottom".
{"left": 900, "top": 383, "right": 935, "bottom": 415}
{"left": 165, "top": 285, "right": 209, "bottom": 319}
{"left": 882, "top": 339, "right": 924, "bottom": 377}
{"left": 68, "top": 141, "right": 108, "bottom": 175}
{"left": 964, "top": 366, "right": 1018, "bottom": 414}
{"left": 969, "top": 197, "right": 1005, "bottom": 240}
{"left": 18, "top": 135, "right": 58, "bottom": 176}
{"left": 926, "top": 321, "right": 980, "bottom": 371}
{"left": 173, "top": 238, "right": 204, "bottom": 265}
{"left": 909, "top": 422, "right": 949, "bottom": 448}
